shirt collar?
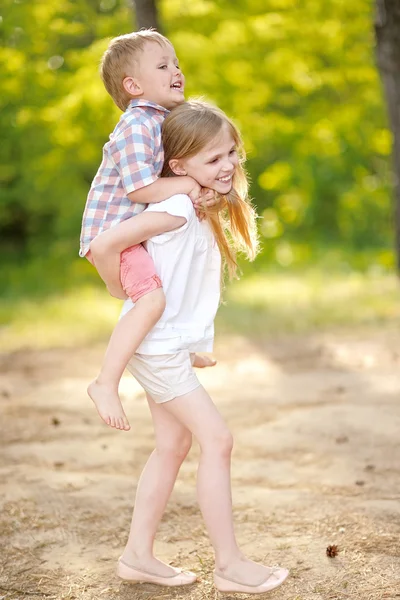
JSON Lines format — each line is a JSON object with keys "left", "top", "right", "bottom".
{"left": 128, "top": 99, "right": 170, "bottom": 114}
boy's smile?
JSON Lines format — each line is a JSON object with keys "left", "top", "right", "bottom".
{"left": 126, "top": 41, "right": 185, "bottom": 110}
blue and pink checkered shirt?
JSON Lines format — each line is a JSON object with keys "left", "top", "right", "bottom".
{"left": 79, "top": 99, "right": 169, "bottom": 257}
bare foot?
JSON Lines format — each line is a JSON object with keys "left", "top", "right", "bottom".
{"left": 193, "top": 354, "right": 217, "bottom": 368}
{"left": 87, "top": 380, "right": 130, "bottom": 431}
{"left": 217, "top": 556, "right": 285, "bottom": 587}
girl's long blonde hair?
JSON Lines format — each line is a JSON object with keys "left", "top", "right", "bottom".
{"left": 161, "top": 100, "right": 259, "bottom": 280}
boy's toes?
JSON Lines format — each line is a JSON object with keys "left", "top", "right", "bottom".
{"left": 193, "top": 354, "right": 217, "bottom": 368}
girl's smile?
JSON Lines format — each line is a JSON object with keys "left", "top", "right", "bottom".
{"left": 175, "top": 122, "right": 239, "bottom": 194}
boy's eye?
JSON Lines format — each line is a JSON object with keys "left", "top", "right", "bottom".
{"left": 158, "top": 64, "right": 167, "bottom": 69}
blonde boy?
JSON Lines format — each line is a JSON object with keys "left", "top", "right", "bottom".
{"left": 79, "top": 30, "right": 215, "bottom": 432}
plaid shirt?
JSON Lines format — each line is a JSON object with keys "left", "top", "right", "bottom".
{"left": 79, "top": 99, "right": 169, "bottom": 257}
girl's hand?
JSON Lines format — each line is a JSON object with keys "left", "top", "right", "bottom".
{"left": 193, "top": 189, "right": 213, "bottom": 221}
{"left": 194, "top": 189, "right": 226, "bottom": 220}
{"left": 195, "top": 189, "right": 216, "bottom": 207}
{"left": 187, "top": 180, "right": 203, "bottom": 203}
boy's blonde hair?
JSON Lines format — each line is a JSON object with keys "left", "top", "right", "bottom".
{"left": 100, "top": 29, "right": 173, "bottom": 111}
{"left": 161, "top": 100, "right": 259, "bottom": 280}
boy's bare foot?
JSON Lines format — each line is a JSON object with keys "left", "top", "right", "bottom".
{"left": 87, "top": 380, "right": 130, "bottom": 431}
{"left": 193, "top": 354, "right": 217, "bottom": 368}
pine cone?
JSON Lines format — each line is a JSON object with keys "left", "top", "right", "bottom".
{"left": 326, "top": 544, "right": 339, "bottom": 558}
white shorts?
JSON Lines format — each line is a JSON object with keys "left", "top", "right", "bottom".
{"left": 127, "top": 350, "right": 201, "bottom": 403}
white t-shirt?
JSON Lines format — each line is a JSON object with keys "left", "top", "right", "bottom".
{"left": 120, "top": 194, "right": 221, "bottom": 355}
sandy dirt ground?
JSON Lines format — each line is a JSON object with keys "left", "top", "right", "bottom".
{"left": 1, "top": 330, "right": 400, "bottom": 600}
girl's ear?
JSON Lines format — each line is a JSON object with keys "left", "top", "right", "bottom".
{"left": 123, "top": 77, "right": 142, "bottom": 97}
{"left": 169, "top": 159, "right": 187, "bottom": 176}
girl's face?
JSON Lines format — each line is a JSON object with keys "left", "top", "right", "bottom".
{"left": 176, "top": 122, "right": 239, "bottom": 194}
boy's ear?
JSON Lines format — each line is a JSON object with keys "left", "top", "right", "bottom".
{"left": 123, "top": 77, "right": 142, "bottom": 97}
{"left": 169, "top": 159, "right": 187, "bottom": 176}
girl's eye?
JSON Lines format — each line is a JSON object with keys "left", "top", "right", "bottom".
{"left": 229, "top": 149, "right": 237, "bottom": 155}
{"left": 158, "top": 65, "right": 167, "bottom": 69}
{"left": 208, "top": 158, "right": 219, "bottom": 164}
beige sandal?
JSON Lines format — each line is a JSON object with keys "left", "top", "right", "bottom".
{"left": 117, "top": 558, "right": 197, "bottom": 587}
{"left": 214, "top": 566, "right": 289, "bottom": 594}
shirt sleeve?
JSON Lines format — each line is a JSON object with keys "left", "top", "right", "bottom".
{"left": 144, "top": 194, "right": 195, "bottom": 243}
{"left": 109, "top": 123, "right": 158, "bottom": 195}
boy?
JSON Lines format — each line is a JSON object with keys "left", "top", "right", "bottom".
{"left": 80, "top": 30, "right": 216, "bottom": 432}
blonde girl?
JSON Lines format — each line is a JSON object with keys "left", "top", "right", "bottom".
{"left": 114, "top": 100, "right": 289, "bottom": 594}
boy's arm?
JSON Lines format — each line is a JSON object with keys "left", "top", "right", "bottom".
{"left": 128, "top": 176, "right": 201, "bottom": 205}
{"left": 128, "top": 177, "right": 222, "bottom": 211}
{"left": 113, "top": 122, "right": 220, "bottom": 209}
{"left": 90, "top": 211, "right": 186, "bottom": 299}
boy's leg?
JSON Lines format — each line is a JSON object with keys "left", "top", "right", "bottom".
{"left": 120, "top": 393, "right": 192, "bottom": 575}
{"left": 88, "top": 287, "right": 165, "bottom": 430}
{"left": 88, "top": 245, "right": 165, "bottom": 431}
{"left": 162, "top": 385, "right": 288, "bottom": 587}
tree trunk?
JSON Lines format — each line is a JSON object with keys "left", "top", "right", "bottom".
{"left": 133, "top": 0, "right": 161, "bottom": 31}
{"left": 375, "top": 0, "right": 400, "bottom": 271}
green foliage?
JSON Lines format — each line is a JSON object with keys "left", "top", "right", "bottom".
{"left": 2, "top": 270, "right": 400, "bottom": 351}
{"left": 0, "top": 0, "right": 394, "bottom": 289}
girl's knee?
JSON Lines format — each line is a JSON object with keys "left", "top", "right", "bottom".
{"left": 158, "top": 432, "right": 192, "bottom": 462}
{"left": 219, "top": 429, "right": 234, "bottom": 457}
{"left": 203, "top": 428, "right": 234, "bottom": 458}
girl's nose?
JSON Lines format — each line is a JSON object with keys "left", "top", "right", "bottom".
{"left": 222, "top": 159, "right": 234, "bottom": 171}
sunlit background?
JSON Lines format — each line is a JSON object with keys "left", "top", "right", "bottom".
{"left": 1, "top": 0, "right": 399, "bottom": 349}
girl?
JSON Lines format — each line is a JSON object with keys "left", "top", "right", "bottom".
{"left": 116, "top": 100, "right": 289, "bottom": 594}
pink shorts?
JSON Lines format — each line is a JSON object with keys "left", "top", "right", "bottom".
{"left": 120, "top": 244, "right": 162, "bottom": 302}
{"left": 87, "top": 244, "right": 162, "bottom": 303}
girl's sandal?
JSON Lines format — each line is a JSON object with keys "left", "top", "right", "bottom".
{"left": 117, "top": 558, "right": 197, "bottom": 587}
{"left": 214, "top": 566, "right": 289, "bottom": 594}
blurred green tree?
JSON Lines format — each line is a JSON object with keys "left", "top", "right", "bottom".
{"left": 375, "top": 0, "right": 400, "bottom": 270}
{"left": 0, "top": 0, "right": 393, "bottom": 289}
{"left": 133, "top": 0, "right": 160, "bottom": 30}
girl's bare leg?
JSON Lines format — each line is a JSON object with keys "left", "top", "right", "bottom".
{"left": 88, "top": 290, "right": 165, "bottom": 431}
{"left": 120, "top": 393, "right": 192, "bottom": 575}
{"left": 162, "top": 385, "right": 285, "bottom": 585}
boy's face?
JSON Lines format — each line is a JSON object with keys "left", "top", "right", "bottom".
{"left": 126, "top": 41, "right": 185, "bottom": 109}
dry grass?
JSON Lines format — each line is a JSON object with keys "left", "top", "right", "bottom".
{"left": 2, "top": 331, "right": 400, "bottom": 600}
{"left": 1, "top": 498, "right": 400, "bottom": 600}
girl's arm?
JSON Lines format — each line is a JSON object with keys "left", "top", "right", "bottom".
{"left": 90, "top": 211, "right": 186, "bottom": 298}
